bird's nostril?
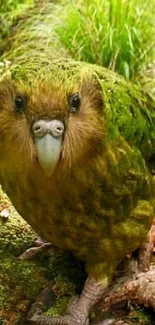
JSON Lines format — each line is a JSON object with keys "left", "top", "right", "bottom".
{"left": 32, "top": 121, "right": 45, "bottom": 137}
{"left": 34, "top": 126, "right": 41, "bottom": 132}
{"left": 57, "top": 127, "right": 62, "bottom": 132}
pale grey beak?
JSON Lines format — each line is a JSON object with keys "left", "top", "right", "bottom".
{"left": 32, "top": 119, "right": 64, "bottom": 176}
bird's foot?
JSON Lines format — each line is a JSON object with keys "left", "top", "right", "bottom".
{"left": 18, "top": 236, "right": 52, "bottom": 260}
{"left": 27, "top": 278, "right": 107, "bottom": 325}
{"left": 93, "top": 319, "right": 115, "bottom": 325}
{"left": 27, "top": 294, "right": 89, "bottom": 325}
{"left": 28, "top": 311, "right": 89, "bottom": 325}
{"left": 29, "top": 314, "right": 124, "bottom": 325}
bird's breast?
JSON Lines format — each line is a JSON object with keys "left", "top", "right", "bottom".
{"left": 0, "top": 148, "right": 154, "bottom": 271}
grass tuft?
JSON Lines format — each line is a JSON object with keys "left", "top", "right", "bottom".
{"left": 56, "top": 0, "right": 155, "bottom": 80}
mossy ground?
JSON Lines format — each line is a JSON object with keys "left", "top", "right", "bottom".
{"left": 0, "top": 253, "right": 46, "bottom": 325}
{"left": 0, "top": 188, "right": 35, "bottom": 255}
{"left": 0, "top": 186, "right": 45, "bottom": 325}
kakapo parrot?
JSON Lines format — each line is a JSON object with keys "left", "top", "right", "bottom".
{"left": 0, "top": 57, "right": 155, "bottom": 325}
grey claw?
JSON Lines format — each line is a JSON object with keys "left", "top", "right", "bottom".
{"left": 96, "top": 319, "right": 115, "bottom": 325}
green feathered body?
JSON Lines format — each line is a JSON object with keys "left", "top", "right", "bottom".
{"left": 0, "top": 58, "right": 155, "bottom": 281}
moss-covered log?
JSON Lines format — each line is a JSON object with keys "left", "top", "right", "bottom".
{"left": 0, "top": 187, "right": 43, "bottom": 325}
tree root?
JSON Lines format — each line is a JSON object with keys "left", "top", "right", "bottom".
{"left": 93, "top": 265, "right": 155, "bottom": 324}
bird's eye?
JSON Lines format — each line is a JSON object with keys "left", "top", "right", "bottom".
{"left": 14, "top": 95, "right": 26, "bottom": 113}
{"left": 70, "top": 93, "right": 81, "bottom": 113}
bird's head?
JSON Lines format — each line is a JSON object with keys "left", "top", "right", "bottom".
{"left": 0, "top": 59, "right": 106, "bottom": 178}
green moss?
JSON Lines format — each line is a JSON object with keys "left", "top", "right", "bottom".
{"left": 126, "top": 307, "right": 154, "bottom": 325}
{"left": 0, "top": 187, "right": 45, "bottom": 324}
{"left": 43, "top": 254, "right": 86, "bottom": 317}
{"left": 44, "top": 275, "right": 75, "bottom": 317}
{"left": 40, "top": 251, "right": 86, "bottom": 317}
{"left": 0, "top": 248, "right": 84, "bottom": 324}
{"left": 0, "top": 252, "right": 47, "bottom": 325}
{"left": 45, "top": 296, "right": 70, "bottom": 317}
{"left": 0, "top": 187, "right": 35, "bottom": 255}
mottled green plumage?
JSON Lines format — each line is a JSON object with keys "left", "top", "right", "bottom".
{"left": 1, "top": 3, "right": 155, "bottom": 324}
{"left": 0, "top": 58, "right": 155, "bottom": 282}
